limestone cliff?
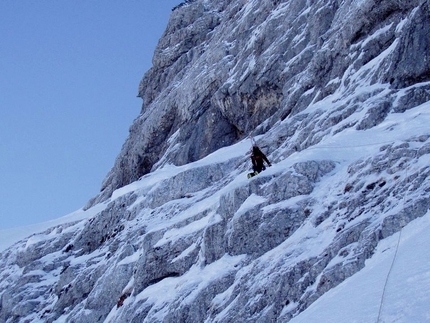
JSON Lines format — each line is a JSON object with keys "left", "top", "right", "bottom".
{"left": 89, "top": 0, "right": 429, "bottom": 206}
{"left": 1, "top": 0, "right": 430, "bottom": 322}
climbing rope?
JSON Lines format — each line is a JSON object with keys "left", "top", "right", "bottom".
{"left": 248, "top": 134, "right": 256, "bottom": 147}
{"left": 376, "top": 227, "right": 402, "bottom": 323}
{"left": 376, "top": 167, "right": 411, "bottom": 322}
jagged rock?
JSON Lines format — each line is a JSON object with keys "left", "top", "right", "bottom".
{"left": 1, "top": 0, "right": 430, "bottom": 322}
{"left": 93, "top": 0, "right": 430, "bottom": 205}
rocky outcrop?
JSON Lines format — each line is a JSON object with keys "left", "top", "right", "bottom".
{"left": 89, "top": 0, "right": 429, "bottom": 206}
{"left": 1, "top": 0, "right": 430, "bottom": 322}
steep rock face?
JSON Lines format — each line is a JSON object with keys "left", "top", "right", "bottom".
{"left": 1, "top": 0, "right": 430, "bottom": 322}
{"left": 90, "top": 0, "right": 429, "bottom": 206}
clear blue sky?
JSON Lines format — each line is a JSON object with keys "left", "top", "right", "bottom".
{"left": 0, "top": 1, "right": 181, "bottom": 229}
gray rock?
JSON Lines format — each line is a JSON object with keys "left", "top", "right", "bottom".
{"left": 1, "top": 1, "right": 430, "bottom": 322}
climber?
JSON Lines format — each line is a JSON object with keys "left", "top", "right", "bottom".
{"left": 248, "top": 145, "right": 271, "bottom": 178}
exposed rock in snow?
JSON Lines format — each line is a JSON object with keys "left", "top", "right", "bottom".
{"left": 1, "top": 0, "right": 430, "bottom": 322}
{"left": 89, "top": 0, "right": 429, "bottom": 205}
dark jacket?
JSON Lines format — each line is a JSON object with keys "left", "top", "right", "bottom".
{"left": 251, "top": 146, "right": 271, "bottom": 173}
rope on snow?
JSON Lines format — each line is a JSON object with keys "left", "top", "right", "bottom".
{"left": 376, "top": 227, "right": 402, "bottom": 323}
{"left": 376, "top": 168, "right": 410, "bottom": 323}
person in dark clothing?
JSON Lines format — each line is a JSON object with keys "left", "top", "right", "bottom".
{"left": 251, "top": 145, "right": 271, "bottom": 174}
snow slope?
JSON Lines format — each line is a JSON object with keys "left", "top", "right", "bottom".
{"left": 1, "top": 0, "right": 430, "bottom": 322}
{"left": 1, "top": 100, "right": 429, "bottom": 322}
{"left": 290, "top": 211, "right": 430, "bottom": 323}
{"left": 0, "top": 205, "right": 104, "bottom": 253}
